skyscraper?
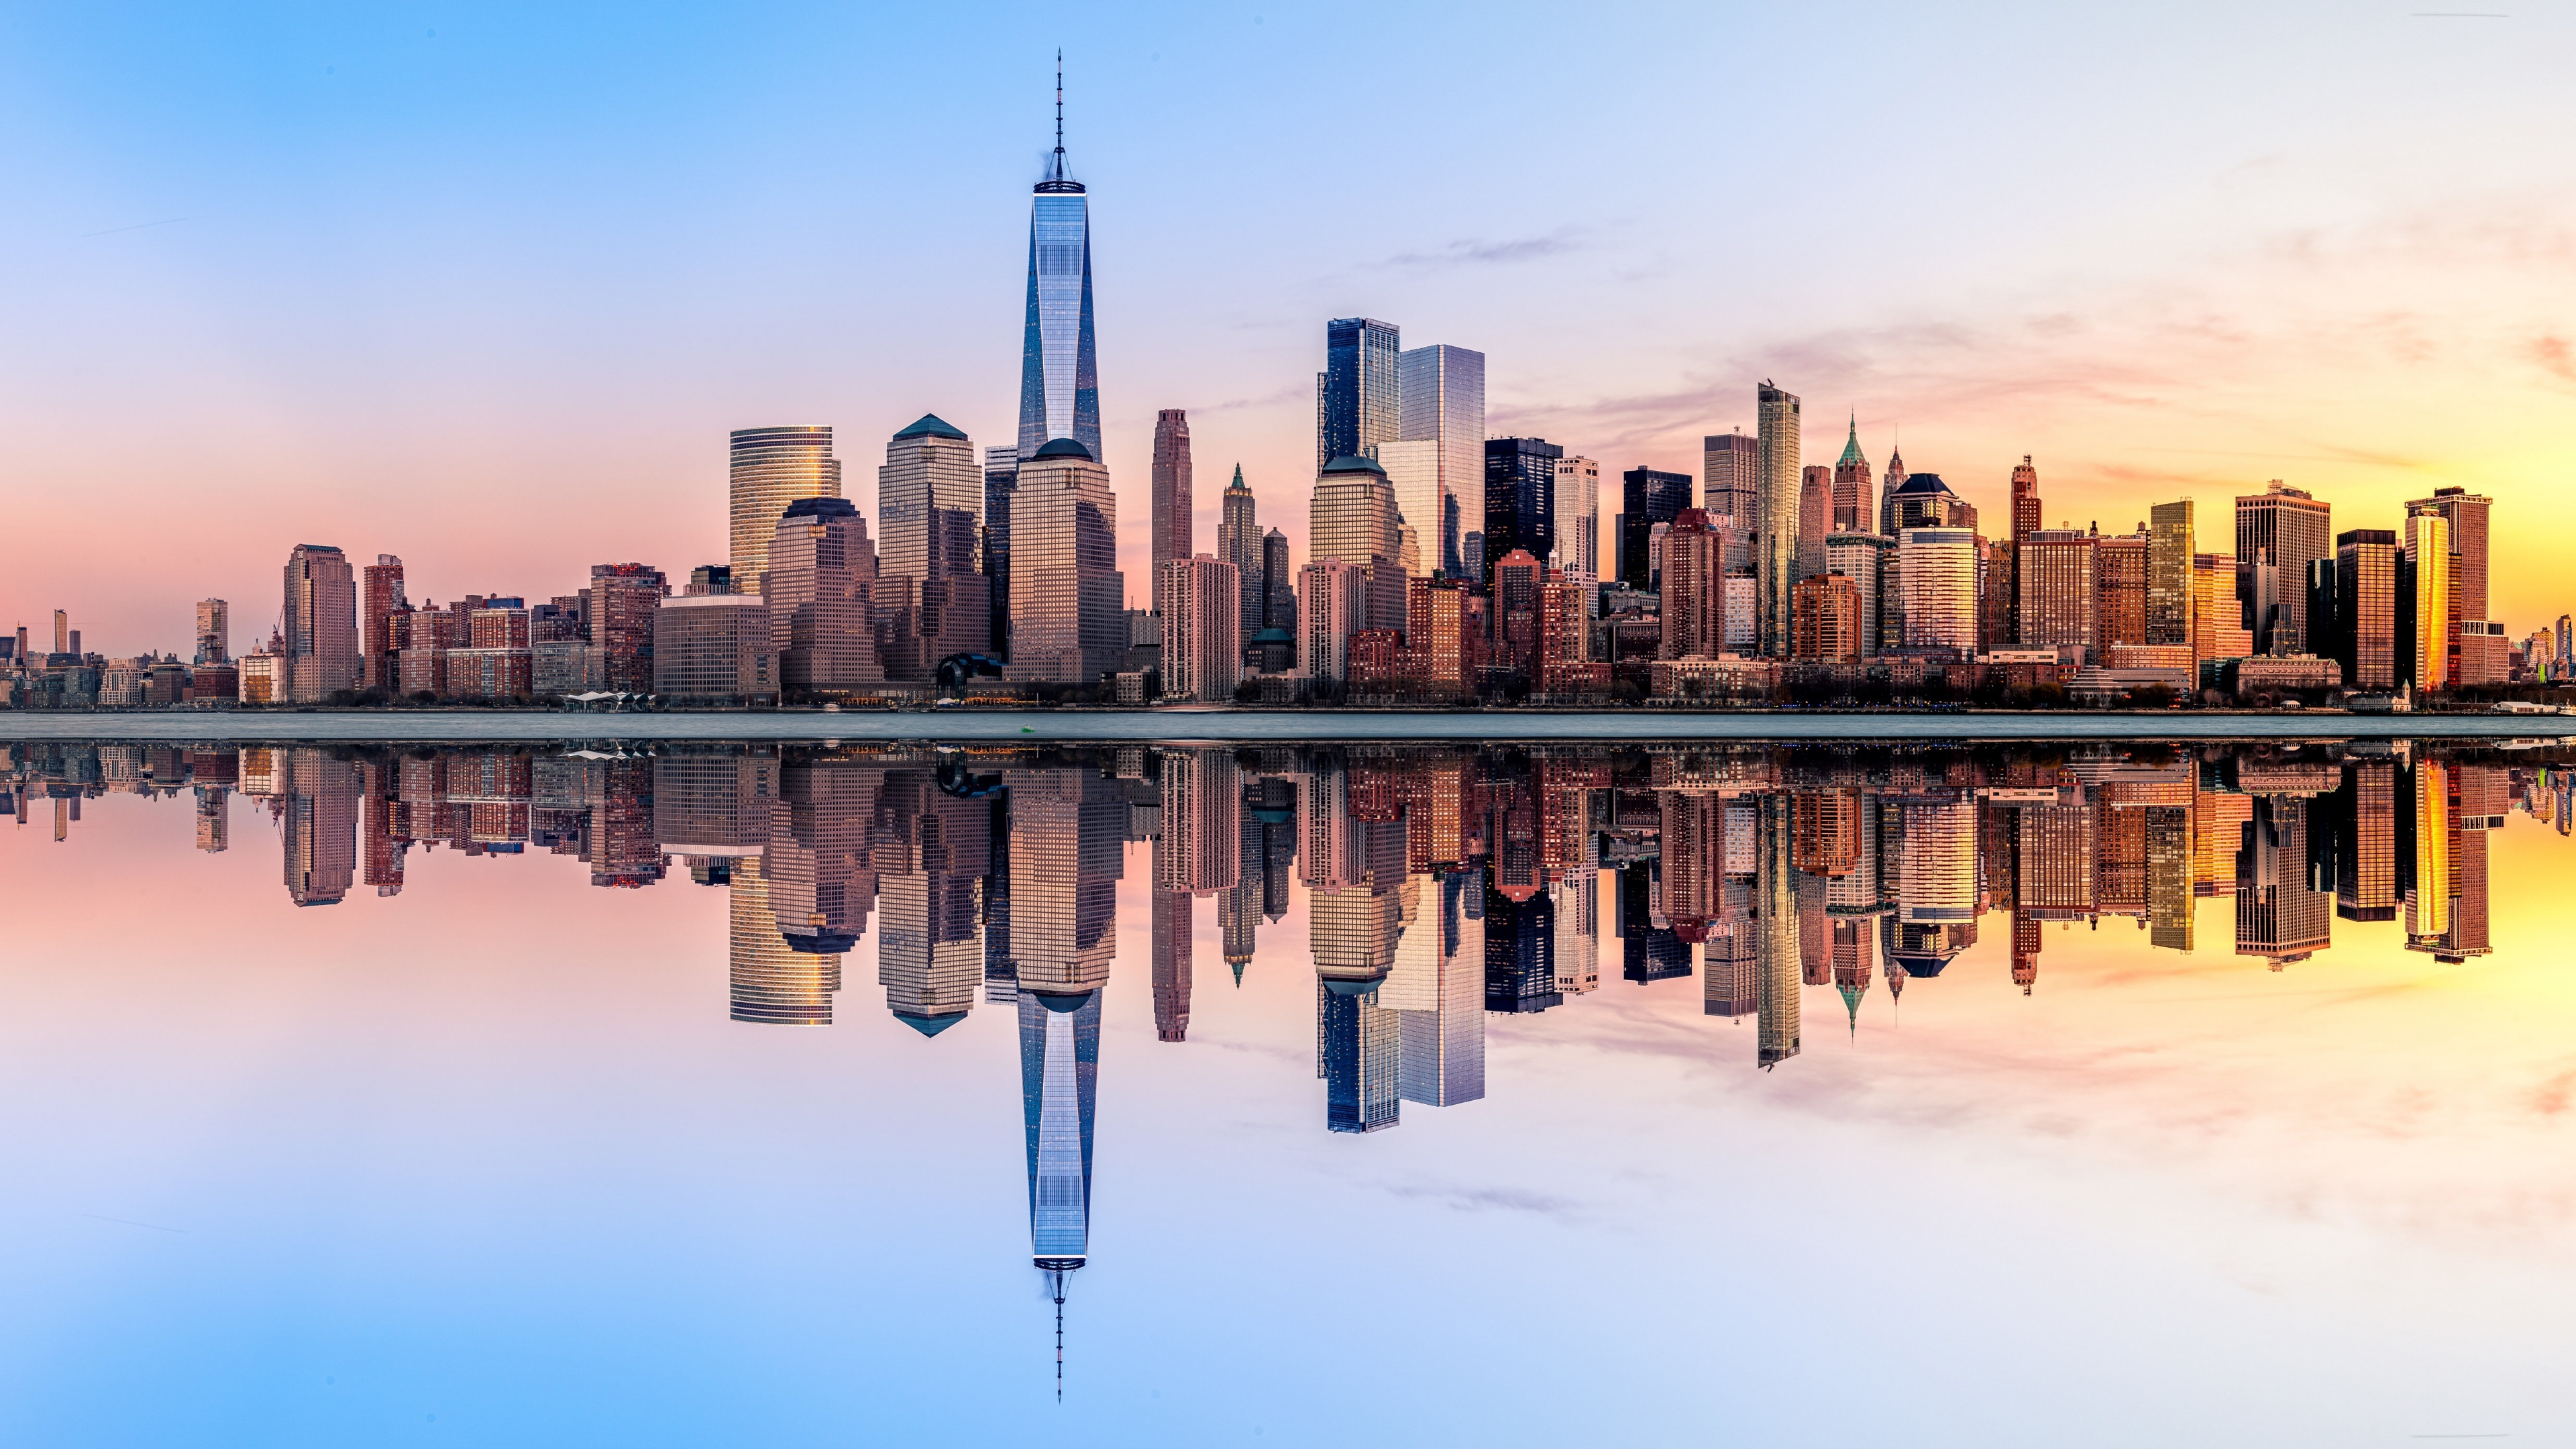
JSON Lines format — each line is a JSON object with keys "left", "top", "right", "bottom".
{"left": 1318, "top": 318, "right": 1401, "bottom": 470}
{"left": 1262, "top": 528, "right": 1295, "bottom": 637}
{"left": 194, "top": 599, "right": 229, "bottom": 665}
{"left": 983, "top": 445, "right": 1020, "bottom": 657}
{"left": 588, "top": 564, "right": 667, "bottom": 693}
{"left": 2404, "top": 506, "right": 2455, "bottom": 692}
{"left": 2235, "top": 482, "right": 2332, "bottom": 653}
{"left": 1896, "top": 527, "right": 1978, "bottom": 658}
{"left": 1798, "top": 464, "right": 1832, "bottom": 582}
{"left": 1621, "top": 466, "right": 1693, "bottom": 590}
{"left": 282, "top": 544, "right": 359, "bottom": 703}
{"left": 2019, "top": 529, "right": 2098, "bottom": 657}
{"left": 360, "top": 555, "right": 405, "bottom": 692}
{"left": 1218, "top": 466, "right": 1263, "bottom": 655}
{"left": 1830, "top": 419, "right": 1871, "bottom": 533}
{"left": 877, "top": 414, "right": 989, "bottom": 678}
{"left": 1658, "top": 509, "right": 1721, "bottom": 660}
{"left": 1155, "top": 555, "right": 1242, "bottom": 702}
{"left": 2404, "top": 487, "right": 2493, "bottom": 686}
{"left": 2335, "top": 529, "right": 2399, "bottom": 690}
{"left": 1553, "top": 455, "right": 1601, "bottom": 585}
{"left": 763, "top": 498, "right": 884, "bottom": 694}
{"left": 2147, "top": 500, "right": 2194, "bottom": 645}
{"left": 1703, "top": 432, "right": 1754, "bottom": 525}
{"left": 1396, "top": 343, "right": 1486, "bottom": 576}
{"left": 1004, "top": 439, "right": 1125, "bottom": 685}
{"left": 1309, "top": 455, "right": 1406, "bottom": 633}
{"left": 1755, "top": 384, "right": 1802, "bottom": 656}
{"left": 1150, "top": 409, "right": 1191, "bottom": 572}
{"left": 1018, "top": 74, "right": 1102, "bottom": 465}
{"left": 1483, "top": 438, "right": 1563, "bottom": 574}
{"left": 730, "top": 427, "right": 842, "bottom": 590}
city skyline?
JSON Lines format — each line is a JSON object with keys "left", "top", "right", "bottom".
{"left": 7, "top": 8, "right": 2573, "bottom": 655}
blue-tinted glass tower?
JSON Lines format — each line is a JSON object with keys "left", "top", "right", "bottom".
{"left": 1018, "top": 64, "right": 1101, "bottom": 464}
{"left": 1318, "top": 317, "right": 1401, "bottom": 469}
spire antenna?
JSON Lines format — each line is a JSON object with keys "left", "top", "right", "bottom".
{"left": 1055, "top": 50, "right": 1065, "bottom": 158}
{"left": 1049, "top": 1267, "right": 1068, "bottom": 1401}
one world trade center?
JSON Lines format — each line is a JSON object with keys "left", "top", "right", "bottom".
{"left": 1018, "top": 61, "right": 1102, "bottom": 464}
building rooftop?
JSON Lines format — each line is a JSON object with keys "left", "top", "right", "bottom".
{"left": 1030, "top": 437, "right": 1095, "bottom": 462}
{"left": 782, "top": 496, "right": 859, "bottom": 520}
{"left": 1318, "top": 454, "right": 1387, "bottom": 478}
{"left": 894, "top": 413, "right": 968, "bottom": 441}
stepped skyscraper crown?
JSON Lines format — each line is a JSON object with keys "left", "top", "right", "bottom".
{"left": 1018, "top": 54, "right": 1102, "bottom": 465}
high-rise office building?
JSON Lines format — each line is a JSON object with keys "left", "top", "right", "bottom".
{"left": 763, "top": 498, "right": 883, "bottom": 694}
{"left": 729, "top": 427, "right": 842, "bottom": 591}
{"left": 2194, "top": 553, "right": 2253, "bottom": 665}
{"left": 2147, "top": 501, "right": 2194, "bottom": 645}
{"left": 1150, "top": 410, "right": 1191, "bottom": 572}
{"left": 2019, "top": 529, "right": 2097, "bottom": 655}
{"left": 2004, "top": 456, "right": 2042, "bottom": 643}
{"left": 1395, "top": 343, "right": 1485, "bottom": 576}
{"left": 1218, "top": 466, "right": 1263, "bottom": 655}
{"left": 1483, "top": 438, "right": 1562, "bottom": 576}
{"left": 1299, "top": 559, "right": 1367, "bottom": 685}
{"left": 1755, "top": 383, "right": 1802, "bottom": 656}
{"left": 282, "top": 544, "right": 360, "bottom": 703}
{"left": 2336, "top": 529, "right": 2399, "bottom": 690}
{"left": 877, "top": 415, "right": 989, "bottom": 678}
{"left": 52, "top": 609, "right": 68, "bottom": 656}
{"left": 1798, "top": 465, "right": 1832, "bottom": 583}
{"left": 1830, "top": 419, "right": 1871, "bottom": 533}
{"left": 1896, "top": 527, "right": 1978, "bottom": 658}
{"left": 194, "top": 599, "right": 229, "bottom": 666}
{"left": 1658, "top": 509, "right": 1721, "bottom": 660}
{"left": 874, "top": 771, "right": 989, "bottom": 1037}
{"left": 983, "top": 445, "right": 1020, "bottom": 656}
{"left": 1792, "top": 574, "right": 1864, "bottom": 661}
{"left": 1703, "top": 431, "right": 1754, "bottom": 525}
{"left": 1554, "top": 455, "right": 1601, "bottom": 586}
{"left": 1018, "top": 85, "right": 1102, "bottom": 465}
{"left": 360, "top": 555, "right": 405, "bottom": 692}
{"left": 2235, "top": 482, "right": 2332, "bottom": 653}
{"left": 1156, "top": 555, "right": 1242, "bottom": 702}
{"left": 1262, "top": 528, "right": 1295, "bottom": 638}
{"left": 1310, "top": 455, "right": 1406, "bottom": 633}
{"left": 1004, "top": 439, "right": 1124, "bottom": 684}
{"left": 586, "top": 564, "right": 667, "bottom": 693}
{"left": 1318, "top": 317, "right": 1401, "bottom": 470}
{"left": 1878, "top": 440, "right": 1908, "bottom": 535}
{"left": 1826, "top": 533, "right": 1892, "bottom": 655}
{"left": 1621, "top": 466, "right": 1694, "bottom": 591}
{"left": 2096, "top": 531, "right": 2149, "bottom": 648}
{"left": 2404, "top": 487, "right": 2493, "bottom": 687}
{"left": 2404, "top": 506, "right": 2455, "bottom": 692}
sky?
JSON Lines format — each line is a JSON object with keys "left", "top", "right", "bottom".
{"left": 5, "top": 1, "right": 2575, "bottom": 656}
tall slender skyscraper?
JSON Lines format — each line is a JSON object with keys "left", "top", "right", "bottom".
{"left": 1553, "top": 455, "right": 1600, "bottom": 584}
{"left": 360, "top": 555, "right": 405, "bottom": 692}
{"left": 1150, "top": 410, "right": 1191, "bottom": 572}
{"left": 1018, "top": 66, "right": 1102, "bottom": 464}
{"left": 1395, "top": 343, "right": 1485, "bottom": 576}
{"left": 1755, "top": 382, "right": 1803, "bottom": 656}
{"left": 983, "top": 446, "right": 1020, "bottom": 657}
{"left": 1218, "top": 466, "right": 1263, "bottom": 651}
{"left": 1318, "top": 318, "right": 1401, "bottom": 470}
{"left": 282, "top": 544, "right": 359, "bottom": 703}
{"left": 1829, "top": 419, "right": 1870, "bottom": 532}
{"left": 2148, "top": 500, "right": 2195, "bottom": 645}
{"left": 730, "top": 427, "right": 842, "bottom": 590}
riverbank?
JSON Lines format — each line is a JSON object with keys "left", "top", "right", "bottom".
{"left": 0, "top": 708, "right": 2565, "bottom": 743}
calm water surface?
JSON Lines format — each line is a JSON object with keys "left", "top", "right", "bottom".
{"left": 2, "top": 739, "right": 2569, "bottom": 1447}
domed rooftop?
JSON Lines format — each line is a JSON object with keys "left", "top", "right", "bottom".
{"left": 893, "top": 1012, "right": 964, "bottom": 1038}
{"left": 1031, "top": 437, "right": 1095, "bottom": 462}
{"left": 780, "top": 497, "right": 858, "bottom": 521}
{"left": 894, "top": 413, "right": 968, "bottom": 441}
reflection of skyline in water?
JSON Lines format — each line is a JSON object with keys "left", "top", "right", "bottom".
{"left": 3, "top": 735, "right": 2557, "bottom": 1384}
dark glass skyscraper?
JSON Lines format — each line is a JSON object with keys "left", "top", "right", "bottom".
{"left": 1621, "top": 467, "right": 1692, "bottom": 591}
{"left": 1318, "top": 317, "right": 1401, "bottom": 469}
{"left": 1018, "top": 74, "right": 1101, "bottom": 465}
{"left": 1484, "top": 437, "right": 1563, "bottom": 578}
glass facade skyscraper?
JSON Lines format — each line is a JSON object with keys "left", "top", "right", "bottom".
{"left": 1484, "top": 437, "right": 1563, "bottom": 576}
{"left": 1318, "top": 317, "right": 1401, "bottom": 470}
{"left": 1018, "top": 105, "right": 1100, "bottom": 464}
{"left": 1396, "top": 343, "right": 1485, "bottom": 577}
